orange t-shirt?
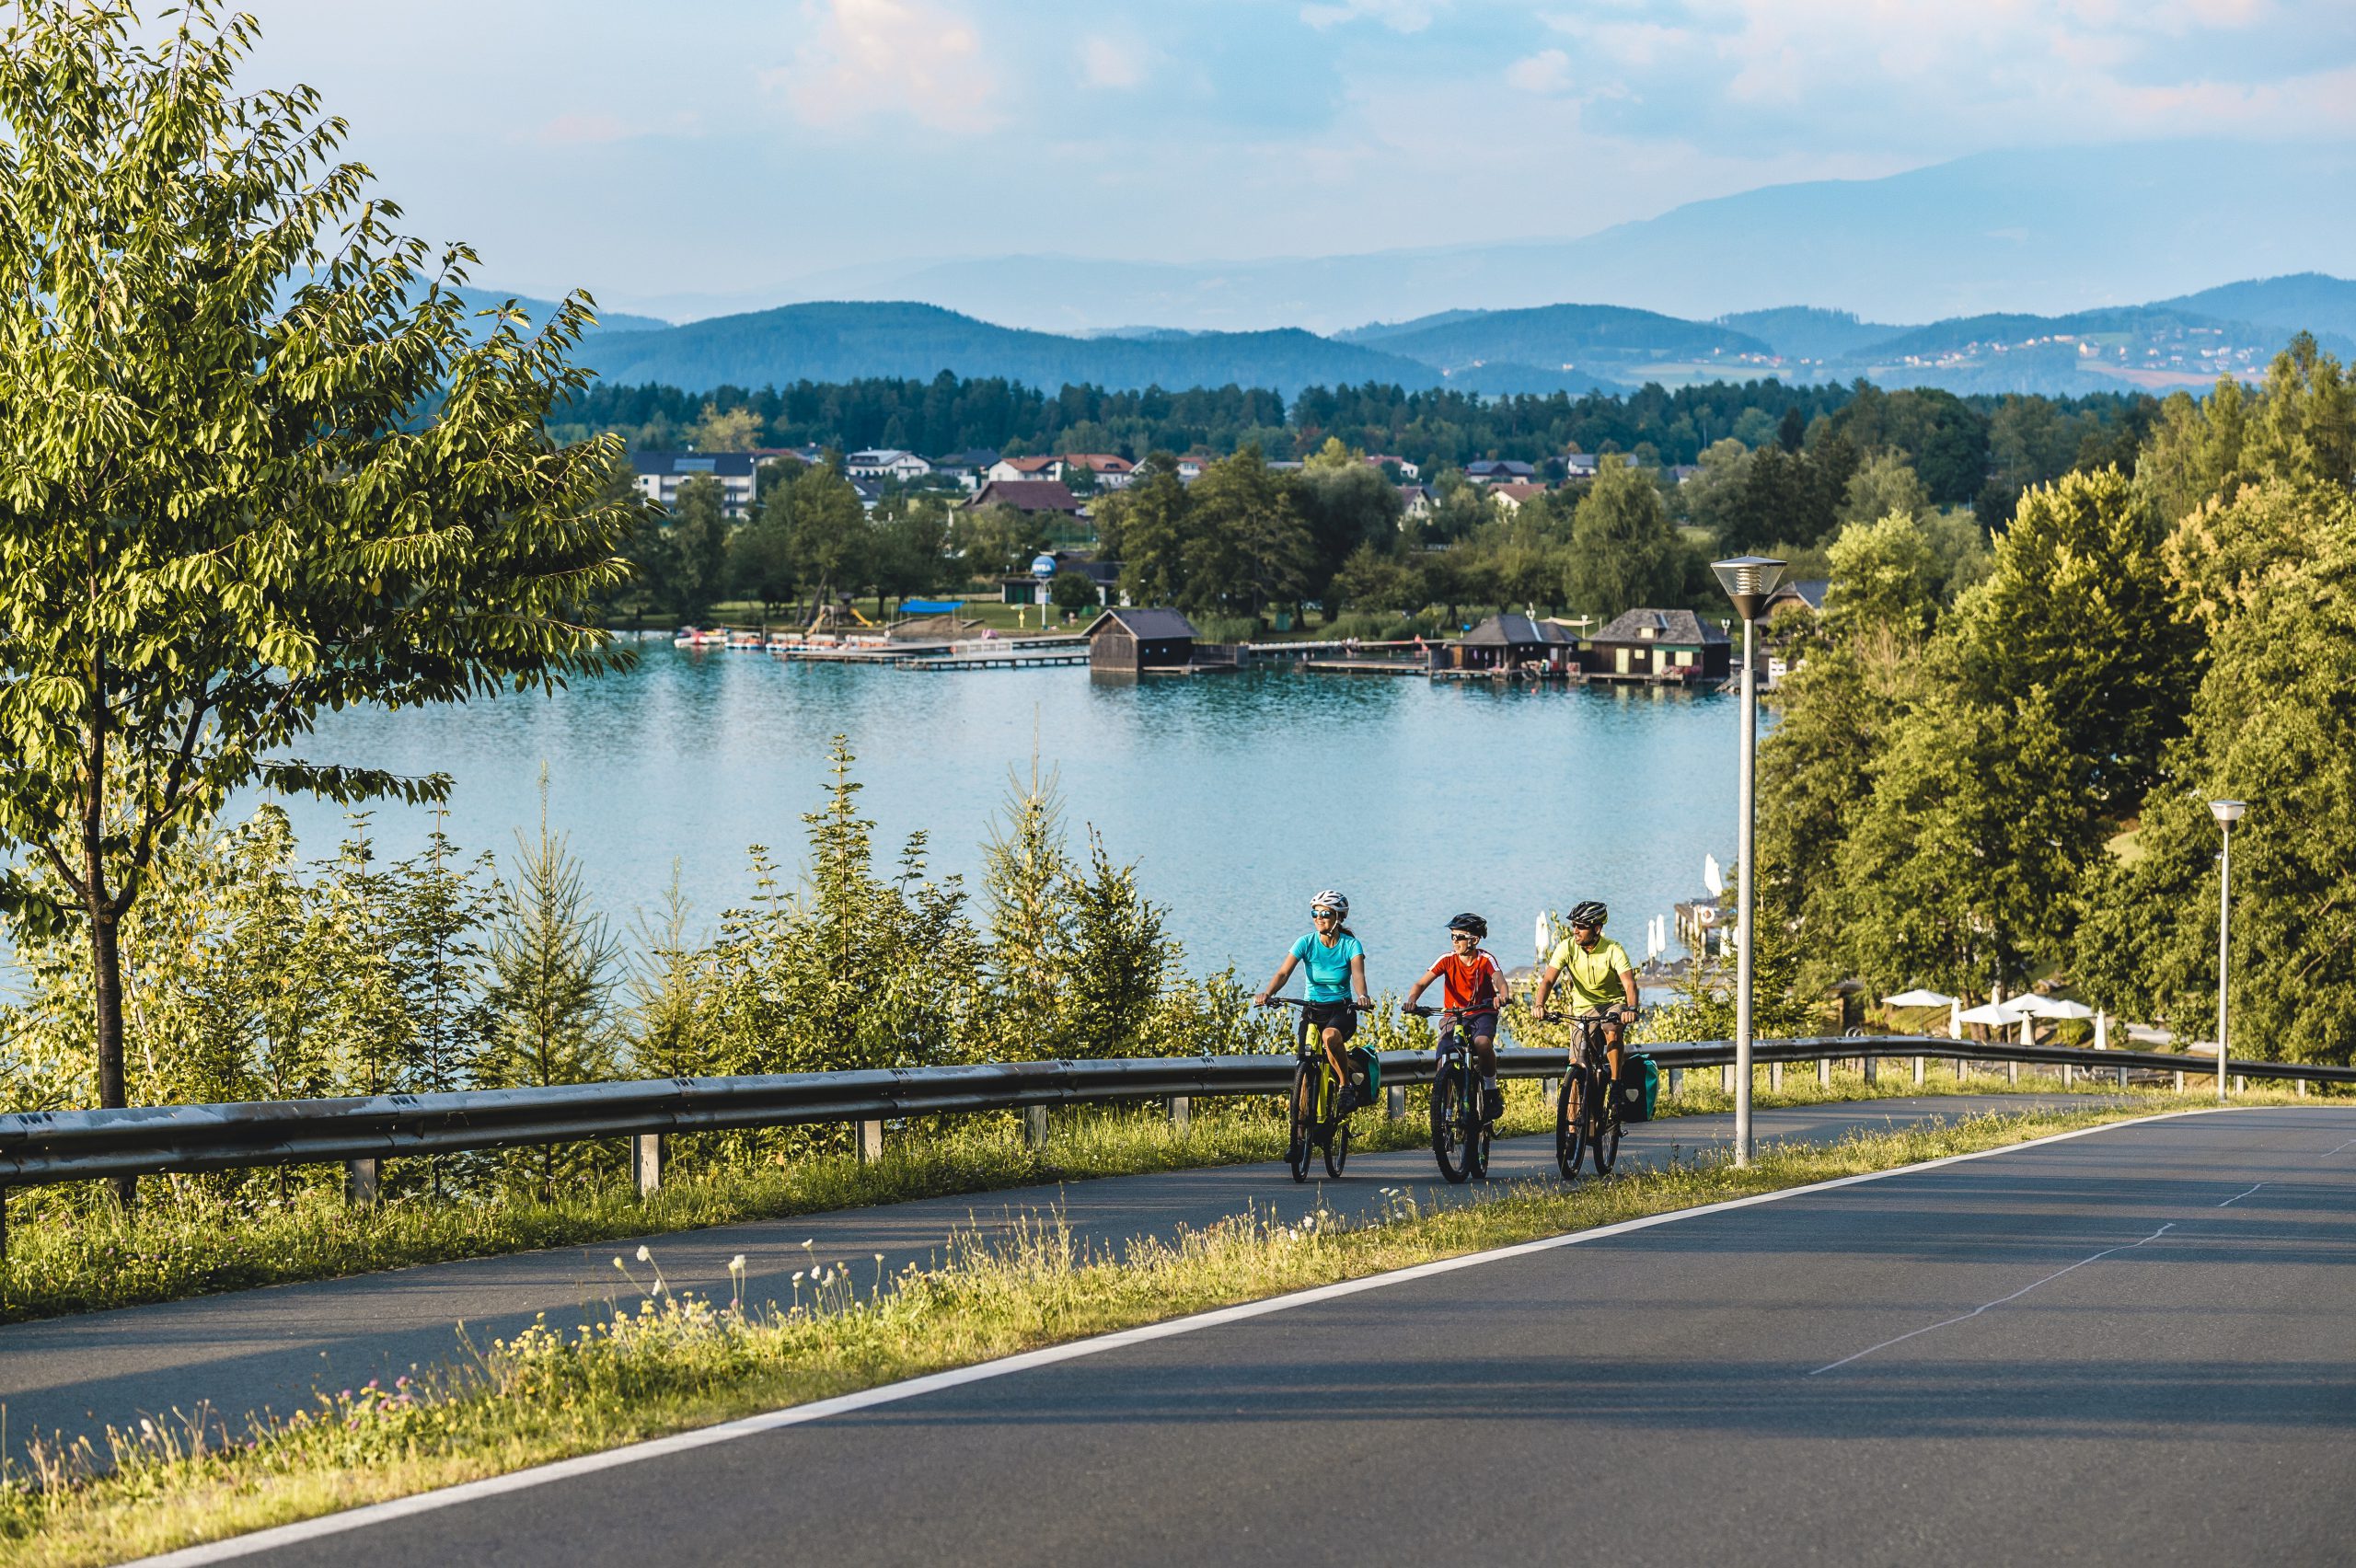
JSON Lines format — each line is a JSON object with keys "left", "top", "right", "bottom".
{"left": 1431, "top": 949, "right": 1502, "bottom": 1011}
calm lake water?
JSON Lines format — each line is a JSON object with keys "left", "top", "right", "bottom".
{"left": 268, "top": 644, "right": 1745, "bottom": 989}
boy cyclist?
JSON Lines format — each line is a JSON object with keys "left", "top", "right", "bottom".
{"left": 1403, "top": 913, "right": 1506, "bottom": 1120}
{"left": 1529, "top": 899, "right": 1641, "bottom": 1084}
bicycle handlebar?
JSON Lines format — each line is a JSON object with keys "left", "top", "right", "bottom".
{"left": 1261, "top": 997, "right": 1366, "bottom": 1010}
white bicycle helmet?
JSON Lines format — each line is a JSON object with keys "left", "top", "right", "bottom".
{"left": 1311, "top": 889, "right": 1350, "bottom": 917}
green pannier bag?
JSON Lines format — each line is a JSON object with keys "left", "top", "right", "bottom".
{"left": 1615, "top": 1054, "right": 1660, "bottom": 1122}
{"left": 1350, "top": 1045, "right": 1382, "bottom": 1099}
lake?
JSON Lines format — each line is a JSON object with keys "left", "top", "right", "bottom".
{"left": 267, "top": 643, "right": 1745, "bottom": 990}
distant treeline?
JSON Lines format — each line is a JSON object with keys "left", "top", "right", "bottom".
{"left": 553, "top": 372, "right": 2160, "bottom": 523}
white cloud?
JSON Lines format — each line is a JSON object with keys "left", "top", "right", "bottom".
{"left": 1299, "top": 0, "right": 1444, "bottom": 34}
{"left": 1080, "top": 35, "right": 1145, "bottom": 89}
{"left": 1506, "top": 49, "right": 1573, "bottom": 94}
{"left": 765, "top": 0, "right": 1000, "bottom": 134}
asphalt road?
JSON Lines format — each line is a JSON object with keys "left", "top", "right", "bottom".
{"left": 3, "top": 1093, "right": 2099, "bottom": 1461}
{"left": 199, "top": 1104, "right": 2356, "bottom": 1568}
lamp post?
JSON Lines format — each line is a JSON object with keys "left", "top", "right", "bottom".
{"left": 2210, "top": 799, "right": 2246, "bottom": 1102}
{"left": 1712, "top": 554, "right": 1785, "bottom": 1166}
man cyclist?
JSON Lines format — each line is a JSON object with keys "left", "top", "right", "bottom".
{"left": 1255, "top": 890, "right": 1374, "bottom": 1111}
{"left": 1529, "top": 900, "right": 1640, "bottom": 1085}
{"left": 1403, "top": 913, "right": 1505, "bottom": 1121}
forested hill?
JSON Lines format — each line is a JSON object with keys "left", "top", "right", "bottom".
{"left": 556, "top": 281, "right": 2354, "bottom": 401}
{"left": 580, "top": 302, "right": 1487, "bottom": 401}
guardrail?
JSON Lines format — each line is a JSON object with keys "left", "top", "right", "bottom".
{"left": 2, "top": 1035, "right": 2345, "bottom": 1257}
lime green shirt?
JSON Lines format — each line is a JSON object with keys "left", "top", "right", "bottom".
{"left": 1547, "top": 936, "right": 1633, "bottom": 1011}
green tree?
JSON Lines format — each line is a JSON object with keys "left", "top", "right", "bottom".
{"left": 1563, "top": 455, "right": 1680, "bottom": 617}
{"left": 1821, "top": 512, "right": 1938, "bottom": 643}
{"left": 1106, "top": 460, "right": 1196, "bottom": 607}
{"left": 664, "top": 473, "right": 733, "bottom": 622}
{"left": 1328, "top": 543, "right": 1426, "bottom": 617}
{"left": 0, "top": 4, "right": 631, "bottom": 1129}
{"left": 780, "top": 463, "right": 872, "bottom": 611}
{"left": 2074, "top": 487, "right": 2356, "bottom": 1063}
{"left": 1836, "top": 452, "right": 1933, "bottom": 531}
{"left": 1050, "top": 570, "right": 1101, "bottom": 616}
{"left": 480, "top": 783, "right": 621, "bottom": 1194}
{"left": 1183, "top": 447, "right": 1313, "bottom": 618}
{"left": 1943, "top": 467, "right": 2194, "bottom": 812}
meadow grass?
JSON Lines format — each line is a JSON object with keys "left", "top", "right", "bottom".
{"left": 6, "top": 1063, "right": 2319, "bottom": 1325}
{"left": 0, "top": 1100, "right": 2208, "bottom": 1568}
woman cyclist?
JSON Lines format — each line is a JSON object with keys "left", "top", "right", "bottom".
{"left": 1255, "top": 890, "right": 1374, "bottom": 1111}
{"left": 1403, "top": 913, "right": 1506, "bottom": 1121}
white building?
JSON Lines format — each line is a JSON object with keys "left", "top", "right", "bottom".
{"left": 846, "top": 448, "right": 932, "bottom": 481}
{"left": 630, "top": 451, "right": 759, "bottom": 518}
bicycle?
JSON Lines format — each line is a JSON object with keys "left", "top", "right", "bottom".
{"left": 1546, "top": 1007, "right": 1634, "bottom": 1179}
{"left": 1266, "top": 997, "right": 1363, "bottom": 1182}
{"left": 1406, "top": 1005, "right": 1495, "bottom": 1183}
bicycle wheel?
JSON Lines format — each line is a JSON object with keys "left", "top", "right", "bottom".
{"left": 1323, "top": 1115, "right": 1351, "bottom": 1178}
{"left": 1591, "top": 1099, "right": 1620, "bottom": 1175}
{"left": 1288, "top": 1064, "right": 1316, "bottom": 1183}
{"left": 1555, "top": 1067, "right": 1588, "bottom": 1180}
{"left": 1430, "top": 1066, "right": 1474, "bottom": 1184}
{"left": 1466, "top": 1112, "right": 1491, "bottom": 1181}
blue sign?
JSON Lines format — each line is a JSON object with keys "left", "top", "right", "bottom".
{"left": 1030, "top": 554, "right": 1059, "bottom": 578}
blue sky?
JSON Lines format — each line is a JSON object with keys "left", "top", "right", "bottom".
{"left": 241, "top": 1, "right": 2356, "bottom": 318}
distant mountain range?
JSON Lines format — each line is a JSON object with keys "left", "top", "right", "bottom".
{"left": 710, "top": 142, "right": 2356, "bottom": 335}
{"left": 568, "top": 276, "right": 2356, "bottom": 401}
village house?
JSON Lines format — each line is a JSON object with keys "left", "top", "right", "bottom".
{"left": 630, "top": 451, "right": 759, "bottom": 519}
{"left": 845, "top": 448, "right": 932, "bottom": 481}
{"left": 1563, "top": 452, "right": 1601, "bottom": 478}
{"left": 1465, "top": 459, "right": 1538, "bottom": 484}
{"left": 1764, "top": 578, "right": 1829, "bottom": 617}
{"left": 1364, "top": 454, "right": 1420, "bottom": 479}
{"left": 1488, "top": 481, "right": 1549, "bottom": 513}
{"left": 1398, "top": 484, "right": 1436, "bottom": 523}
{"left": 964, "top": 478, "right": 1086, "bottom": 518}
{"left": 985, "top": 454, "right": 1135, "bottom": 490}
{"left": 929, "top": 448, "right": 1000, "bottom": 492}
{"left": 1579, "top": 607, "right": 1731, "bottom": 684}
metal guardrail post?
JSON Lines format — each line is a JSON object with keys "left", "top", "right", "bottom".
{"left": 1863, "top": 1055, "right": 1877, "bottom": 1087}
{"left": 1166, "top": 1095, "right": 1189, "bottom": 1130}
{"left": 2176, "top": 1069, "right": 2186, "bottom": 1091}
{"left": 858, "top": 1120, "right": 884, "bottom": 1162}
{"left": 1769, "top": 1062, "right": 1783, "bottom": 1091}
{"left": 632, "top": 1134, "right": 664, "bottom": 1198}
{"left": 344, "top": 1158, "right": 380, "bottom": 1205}
{"left": 1386, "top": 1085, "right": 1404, "bottom": 1119}
{"left": 2007, "top": 1061, "right": 2020, "bottom": 1086}
{"left": 1913, "top": 1056, "right": 1925, "bottom": 1087}
{"left": 1818, "top": 1056, "right": 1831, "bottom": 1088}
{"left": 2235, "top": 1075, "right": 2246, "bottom": 1095}
{"left": 1667, "top": 1066, "right": 1681, "bottom": 1098}
{"left": 1022, "top": 1106, "right": 1047, "bottom": 1150}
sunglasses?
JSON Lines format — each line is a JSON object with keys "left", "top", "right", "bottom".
{"left": 1450, "top": 931, "right": 1477, "bottom": 942}
{"left": 1312, "top": 909, "right": 1341, "bottom": 920}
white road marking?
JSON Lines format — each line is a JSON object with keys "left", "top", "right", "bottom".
{"left": 126, "top": 1107, "right": 2225, "bottom": 1567}
{"left": 2216, "top": 1182, "right": 2265, "bottom": 1207}
{"left": 2320, "top": 1137, "right": 2356, "bottom": 1159}
{"left": 1808, "top": 1223, "right": 2178, "bottom": 1377}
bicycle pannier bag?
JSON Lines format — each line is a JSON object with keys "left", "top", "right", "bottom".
{"left": 1351, "top": 1044, "right": 1382, "bottom": 1098}
{"left": 1616, "top": 1055, "right": 1657, "bottom": 1123}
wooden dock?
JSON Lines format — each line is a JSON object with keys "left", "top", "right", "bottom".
{"left": 897, "top": 651, "right": 1091, "bottom": 671}
{"left": 1302, "top": 658, "right": 1427, "bottom": 677}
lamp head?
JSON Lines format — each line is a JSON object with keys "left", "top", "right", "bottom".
{"left": 1712, "top": 555, "right": 1787, "bottom": 622}
{"left": 2209, "top": 799, "right": 2246, "bottom": 827}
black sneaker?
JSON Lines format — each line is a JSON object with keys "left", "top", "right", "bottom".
{"left": 1482, "top": 1084, "right": 1505, "bottom": 1122}
{"left": 1337, "top": 1085, "right": 1361, "bottom": 1115}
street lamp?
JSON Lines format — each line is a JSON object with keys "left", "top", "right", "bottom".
{"left": 2210, "top": 799, "right": 2246, "bottom": 1103}
{"left": 1712, "top": 554, "right": 1785, "bottom": 1166}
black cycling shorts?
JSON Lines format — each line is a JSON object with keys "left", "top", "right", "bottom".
{"left": 1299, "top": 1000, "right": 1358, "bottom": 1049}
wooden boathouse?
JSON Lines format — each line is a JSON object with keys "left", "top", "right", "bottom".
{"left": 1083, "top": 607, "right": 1198, "bottom": 674}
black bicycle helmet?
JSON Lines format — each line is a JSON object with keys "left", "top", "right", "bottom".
{"left": 1447, "top": 912, "right": 1487, "bottom": 939}
{"left": 1568, "top": 900, "right": 1608, "bottom": 928}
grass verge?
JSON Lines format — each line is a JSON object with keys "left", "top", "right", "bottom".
{"left": 5, "top": 1065, "right": 2310, "bottom": 1324}
{"left": 3, "top": 1101, "right": 2198, "bottom": 1567}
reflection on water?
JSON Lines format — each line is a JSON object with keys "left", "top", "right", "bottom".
{"left": 264, "top": 643, "right": 1745, "bottom": 986}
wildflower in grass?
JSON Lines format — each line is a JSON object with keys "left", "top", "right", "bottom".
{"left": 635, "top": 1245, "right": 652, "bottom": 1262}
{"left": 728, "top": 1254, "right": 746, "bottom": 1274}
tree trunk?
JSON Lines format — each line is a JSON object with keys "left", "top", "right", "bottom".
{"left": 90, "top": 906, "right": 137, "bottom": 1209}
